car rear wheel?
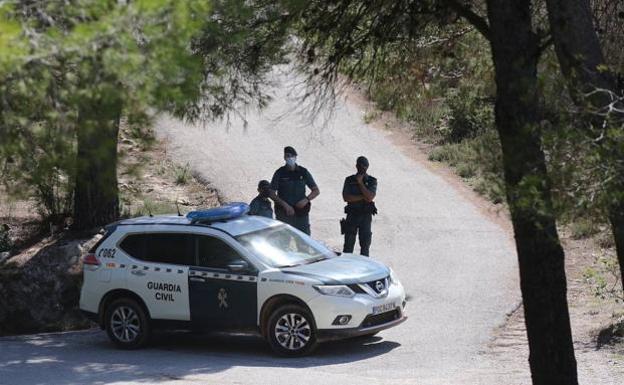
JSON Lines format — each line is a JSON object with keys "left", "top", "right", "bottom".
{"left": 105, "top": 298, "right": 151, "bottom": 349}
{"left": 267, "top": 304, "right": 317, "bottom": 356}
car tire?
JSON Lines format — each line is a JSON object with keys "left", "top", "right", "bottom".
{"left": 267, "top": 304, "right": 318, "bottom": 357}
{"left": 104, "top": 298, "right": 151, "bottom": 349}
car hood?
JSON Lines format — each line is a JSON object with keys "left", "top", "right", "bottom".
{"left": 282, "top": 254, "right": 390, "bottom": 285}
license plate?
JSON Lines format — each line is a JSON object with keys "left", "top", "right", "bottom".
{"left": 372, "top": 302, "right": 396, "bottom": 315}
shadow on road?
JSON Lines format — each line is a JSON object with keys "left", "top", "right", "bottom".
{"left": 0, "top": 330, "right": 401, "bottom": 384}
{"left": 153, "top": 330, "right": 401, "bottom": 363}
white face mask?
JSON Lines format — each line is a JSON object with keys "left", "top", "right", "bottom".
{"left": 285, "top": 157, "right": 297, "bottom": 167}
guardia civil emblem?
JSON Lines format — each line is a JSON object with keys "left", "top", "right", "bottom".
{"left": 217, "top": 288, "right": 228, "bottom": 308}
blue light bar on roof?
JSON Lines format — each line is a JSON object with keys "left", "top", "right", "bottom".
{"left": 186, "top": 202, "right": 250, "bottom": 224}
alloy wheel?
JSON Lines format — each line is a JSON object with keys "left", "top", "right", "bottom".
{"left": 110, "top": 305, "right": 141, "bottom": 343}
{"left": 274, "top": 313, "right": 311, "bottom": 350}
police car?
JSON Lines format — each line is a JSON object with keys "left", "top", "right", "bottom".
{"left": 79, "top": 203, "right": 406, "bottom": 356}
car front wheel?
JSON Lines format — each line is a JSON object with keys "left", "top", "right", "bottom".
{"left": 267, "top": 304, "right": 317, "bottom": 356}
{"left": 104, "top": 298, "right": 151, "bottom": 349}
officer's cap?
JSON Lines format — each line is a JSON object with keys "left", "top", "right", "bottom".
{"left": 284, "top": 146, "right": 297, "bottom": 156}
{"left": 356, "top": 156, "right": 369, "bottom": 167}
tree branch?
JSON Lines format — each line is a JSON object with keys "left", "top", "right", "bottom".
{"left": 445, "top": 0, "right": 491, "bottom": 41}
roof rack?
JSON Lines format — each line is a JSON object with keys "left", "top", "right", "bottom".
{"left": 186, "top": 202, "right": 249, "bottom": 224}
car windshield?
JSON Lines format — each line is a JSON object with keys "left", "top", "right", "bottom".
{"left": 235, "top": 225, "right": 335, "bottom": 268}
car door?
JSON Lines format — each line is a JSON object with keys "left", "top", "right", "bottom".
{"left": 120, "top": 231, "right": 193, "bottom": 321}
{"left": 189, "top": 233, "right": 258, "bottom": 330}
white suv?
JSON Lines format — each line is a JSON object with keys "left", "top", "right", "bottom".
{"left": 80, "top": 203, "right": 406, "bottom": 356}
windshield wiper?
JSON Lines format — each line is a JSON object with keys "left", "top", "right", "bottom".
{"left": 278, "top": 262, "right": 302, "bottom": 268}
{"left": 279, "top": 256, "right": 328, "bottom": 269}
{"left": 302, "top": 256, "right": 328, "bottom": 265}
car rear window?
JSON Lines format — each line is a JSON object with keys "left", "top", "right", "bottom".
{"left": 119, "top": 233, "right": 194, "bottom": 265}
{"left": 88, "top": 225, "right": 118, "bottom": 253}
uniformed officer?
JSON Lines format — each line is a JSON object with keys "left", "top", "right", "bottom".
{"left": 248, "top": 180, "right": 273, "bottom": 218}
{"left": 270, "top": 146, "right": 320, "bottom": 235}
{"left": 342, "top": 156, "right": 377, "bottom": 256}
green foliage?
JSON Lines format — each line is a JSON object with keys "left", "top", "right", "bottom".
{"left": 584, "top": 252, "right": 624, "bottom": 303}
{"left": 445, "top": 86, "right": 494, "bottom": 143}
{"left": 187, "top": 0, "right": 292, "bottom": 120}
{"left": 538, "top": 48, "right": 624, "bottom": 232}
{"left": 0, "top": 0, "right": 286, "bottom": 224}
{"left": 0, "top": 0, "right": 289, "bottom": 224}
{"left": 428, "top": 129, "right": 505, "bottom": 204}
{"left": 0, "top": 0, "right": 213, "bottom": 221}
{"left": 569, "top": 219, "right": 601, "bottom": 240}
{"left": 0, "top": 3, "right": 26, "bottom": 71}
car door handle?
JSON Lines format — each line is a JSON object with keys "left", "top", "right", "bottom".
{"left": 190, "top": 277, "right": 206, "bottom": 283}
{"left": 131, "top": 270, "right": 146, "bottom": 276}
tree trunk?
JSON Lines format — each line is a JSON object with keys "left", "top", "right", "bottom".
{"left": 610, "top": 203, "right": 624, "bottom": 292}
{"left": 73, "top": 96, "right": 122, "bottom": 231}
{"left": 545, "top": 0, "right": 624, "bottom": 294}
{"left": 545, "top": 0, "right": 616, "bottom": 100}
{"left": 485, "top": 1, "right": 578, "bottom": 384}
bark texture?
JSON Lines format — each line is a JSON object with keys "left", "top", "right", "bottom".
{"left": 486, "top": 1, "right": 578, "bottom": 384}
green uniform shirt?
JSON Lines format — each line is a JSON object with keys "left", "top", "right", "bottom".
{"left": 270, "top": 165, "right": 317, "bottom": 207}
{"left": 343, "top": 174, "right": 377, "bottom": 210}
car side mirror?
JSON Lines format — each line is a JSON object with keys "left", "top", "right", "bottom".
{"left": 227, "top": 260, "right": 249, "bottom": 273}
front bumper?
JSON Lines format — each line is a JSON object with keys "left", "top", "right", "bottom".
{"left": 307, "top": 279, "right": 407, "bottom": 338}
{"left": 317, "top": 308, "right": 407, "bottom": 341}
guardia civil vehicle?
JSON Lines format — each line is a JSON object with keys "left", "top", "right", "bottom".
{"left": 79, "top": 203, "right": 406, "bottom": 356}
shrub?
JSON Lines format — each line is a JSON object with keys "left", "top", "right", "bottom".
{"left": 569, "top": 219, "right": 600, "bottom": 240}
{"left": 444, "top": 86, "right": 495, "bottom": 144}
{"left": 583, "top": 251, "right": 623, "bottom": 304}
{"left": 174, "top": 163, "right": 190, "bottom": 185}
{"left": 136, "top": 199, "right": 177, "bottom": 217}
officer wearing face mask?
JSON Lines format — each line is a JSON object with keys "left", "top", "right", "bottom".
{"left": 249, "top": 180, "right": 273, "bottom": 218}
{"left": 342, "top": 156, "right": 377, "bottom": 256}
{"left": 269, "top": 146, "right": 320, "bottom": 235}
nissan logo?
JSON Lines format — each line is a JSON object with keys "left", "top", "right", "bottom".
{"left": 375, "top": 280, "right": 385, "bottom": 292}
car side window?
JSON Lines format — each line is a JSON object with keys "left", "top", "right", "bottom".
{"left": 119, "top": 234, "right": 148, "bottom": 260}
{"left": 120, "top": 233, "right": 194, "bottom": 266}
{"left": 196, "top": 235, "right": 244, "bottom": 270}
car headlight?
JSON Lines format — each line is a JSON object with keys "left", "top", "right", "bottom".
{"left": 313, "top": 285, "right": 355, "bottom": 298}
